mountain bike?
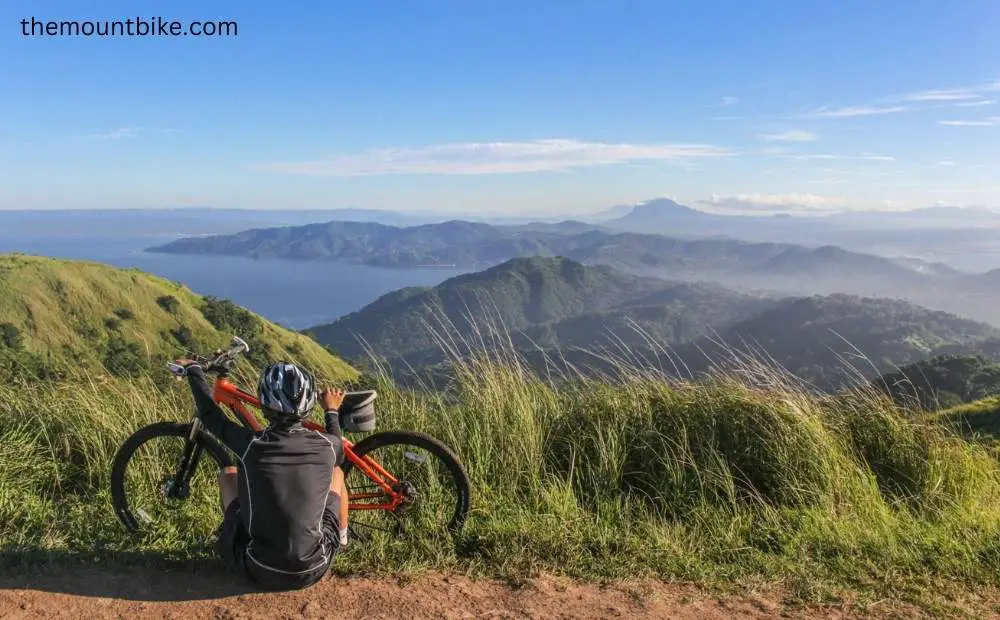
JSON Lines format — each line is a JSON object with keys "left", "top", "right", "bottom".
{"left": 110, "top": 336, "right": 471, "bottom": 543}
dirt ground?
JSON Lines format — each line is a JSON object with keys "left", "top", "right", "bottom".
{"left": 0, "top": 565, "right": 994, "bottom": 619}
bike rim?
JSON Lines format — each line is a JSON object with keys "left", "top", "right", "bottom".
{"left": 347, "top": 442, "right": 463, "bottom": 541}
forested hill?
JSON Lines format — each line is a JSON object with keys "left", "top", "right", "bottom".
{"left": 306, "top": 256, "right": 1000, "bottom": 391}
{"left": 307, "top": 256, "right": 777, "bottom": 364}
{"left": 680, "top": 294, "right": 1000, "bottom": 389}
{"left": 874, "top": 355, "right": 1000, "bottom": 410}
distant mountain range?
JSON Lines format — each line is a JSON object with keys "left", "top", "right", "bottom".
{"left": 306, "top": 257, "right": 1000, "bottom": 390}
{"left": 7, "top": 198, "right": 998, "bottom": 238}
{"left": 601, "top": 199, "right": 1000, "bottom": 270}
{"left": 146, "top": 215, "right": 1000, "bottom": 326}
{"left": 147, "top": 216, "right": 921, "bottom": 276}
{"left": 604, "top": 198, "right": 1000, "bottom": 233}
{"left": 12, "top": 199, "right": 1000, "bottom": 278}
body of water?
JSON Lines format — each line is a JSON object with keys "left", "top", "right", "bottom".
{"left": 0, "top": 235, "right": 468, "bottom": 329}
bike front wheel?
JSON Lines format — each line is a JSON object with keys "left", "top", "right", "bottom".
{"left": 111, "top": 421, "right": 233, "bottom": 535}
{"left": 342, "top": 431, "right": 471, "bottom": 540}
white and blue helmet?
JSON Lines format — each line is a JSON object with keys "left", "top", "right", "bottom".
{"left": 258, "top": 361, "right": 317, "bottom": 420}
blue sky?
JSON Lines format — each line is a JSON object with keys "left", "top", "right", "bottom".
{"left": 2, "top": 1, "right": 999, "bottom": 215}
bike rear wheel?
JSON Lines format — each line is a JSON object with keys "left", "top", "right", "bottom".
{"left": 111, "top": 421, "right": 232, "bottom": 535}
{"left": 342, "top": 431, "right": 471, "bottom": 540}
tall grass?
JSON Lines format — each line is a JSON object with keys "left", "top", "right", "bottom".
{"left": 2, "top": 343, "right": 1000, "bottom": 604}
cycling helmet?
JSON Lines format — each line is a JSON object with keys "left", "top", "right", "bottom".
{"left": 258, "top": 361, "right": 317, "bottom": 421}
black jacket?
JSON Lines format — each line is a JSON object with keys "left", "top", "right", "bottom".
{"left": 186, "top": 366, "right": 344, "bottom": 574}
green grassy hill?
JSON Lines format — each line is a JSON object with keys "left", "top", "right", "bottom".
{"left": 0, "top": 253, "right": 356, "bottom": 382}
{"left": 5, "top": 339, "right": 1000, "bottom": 612}
{"left": 934, "top": 396, "right": 1000, "bottom": 442}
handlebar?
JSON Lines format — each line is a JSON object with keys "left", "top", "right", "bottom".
{"left": 167, "top": 336, "right": 250, "bottom": 377}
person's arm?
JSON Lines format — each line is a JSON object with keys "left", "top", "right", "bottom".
{"left": 320, "top": 388, "right": 346, "bottom": 466}
{"left": 177, "top": 360, "right": 253, "bottom": 456}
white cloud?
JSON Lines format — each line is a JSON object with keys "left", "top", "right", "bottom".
{"left": 805, "top": 105, "right": 910, "bottom": 118}
{"left": 938, "top": 120, "right": 993, "bottom": 126}
{"left": 779, "top": 153, "right": 895, "bottom": 162}
{"left": 759, "top": 130, "right": 818, "bottom": 142}
{"left": 952, "top": 99, "right": 996, "bottom": 108}
{"left": 938, "top": 160, "right": 957, "bottom": 166}
{"left": 937, "top": 117, "right": 1000, "bottom": 127}
{"left": 254, "top": 139, "right": 735, "bottom": 176}
{"left": 718, "top": 96, "right": 739, "bottom": 107}
{"left": 785, "top": 80, "right": 1000, "bottom": 122}
{"left": 92, "top": 127, "right": 138, "bottom": 140}
{"left": 895, "top": 81, "right": 1000, "bottom": 104}
{"left": 900, "top": 89, "right": 983, "bottom": 102}
{"left": 697, "top": 192, "right": 844, "bottom": 212}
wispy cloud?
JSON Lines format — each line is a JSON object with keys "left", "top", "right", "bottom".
{"left": 937, "top": 117, "right": 1000, "bottom": 127}
{"left": 899, "top": 89, "right": 983, "bottom": 102}
{"left": 697, "top": 192, "right": 844, "bottom": 212}
{"left": 953, "top": 99, "right": 997, "bottom": 107}
{"left": 792, "top": 81, "right": 1000, "bottom": 121}
{"left": 804, "top": 105, "right": 910, "bottom": 119}
{"left": 717, "top": 96, "right": 739, "bottom": 107}
{"left": 92, "top": 127, "right": 138, "bottom": 140}
{"left": 254, "top": 139, "right": 735, "bottom": 176}
{"left": 758, "top": 130, "right": 818, "bottom": 142}
{"left": 778, "top": 153, "right": 895, "bottom": 162}
{"left": 938, "top": 160, "right": 958, "bottom": 166}
{"left": 895, "top": 81, "right": 1000, "bottom": 104}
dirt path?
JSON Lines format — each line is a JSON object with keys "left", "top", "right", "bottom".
{"left": 0, "top": 565, "right": 985, "bottom": 619}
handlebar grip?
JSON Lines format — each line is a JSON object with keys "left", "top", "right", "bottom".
{"left": 166, "top": 362, "right": 188, "bottom": 377}
{"left": 232, "top": 336, "right": 250, "bottom": 354}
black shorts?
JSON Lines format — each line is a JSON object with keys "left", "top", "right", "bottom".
{"left": 217, "top": 492, "right": 341, "bottom": 591}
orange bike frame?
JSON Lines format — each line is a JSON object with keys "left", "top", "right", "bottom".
{"left": 211, "top": 377, "right": 404, "bottom": 513}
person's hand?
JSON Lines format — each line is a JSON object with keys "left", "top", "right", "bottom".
{"left": 319, "top": 388, "right": 346, "bottom": 411}
{"left": 169, "top": 358, "right": 200, "bottom": 381}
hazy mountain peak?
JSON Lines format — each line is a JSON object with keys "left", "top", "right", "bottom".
{"left": 630, "top": 198, "right": 706, "bottom": 217}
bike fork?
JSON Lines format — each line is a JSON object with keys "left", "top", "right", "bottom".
{"left": 168, "top": 419, "right": 204, "bottom": 499}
